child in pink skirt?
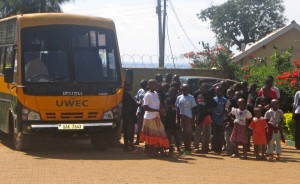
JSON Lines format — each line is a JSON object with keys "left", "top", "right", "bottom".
{"left": 230, "top": 98, "right": 252, "bottom": 159}
{"left": 249, "top": 108, "right": 268, "bottom": 160}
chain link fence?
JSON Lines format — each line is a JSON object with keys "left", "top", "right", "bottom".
{"left": 121, "top": 54, "right": 192, "bottom": 68}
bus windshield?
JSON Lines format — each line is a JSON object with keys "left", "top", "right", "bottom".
{"left": 21, "top": 25, "right": 120, "bottom": 83}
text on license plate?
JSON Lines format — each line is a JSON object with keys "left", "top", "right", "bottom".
{"left": 58, "top": 124, "right": 84, "bottom": 130}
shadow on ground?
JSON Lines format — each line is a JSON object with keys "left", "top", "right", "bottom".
{"left": 0, "top": 135, "right": 196, "bottom": 163}
{"left": 1, "top": 135, "right": 299, "bottom": 163}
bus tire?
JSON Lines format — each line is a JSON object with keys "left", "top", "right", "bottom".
{"left": 90, "top": 133, "right": 109, "bottom": 151}
{"left": 11, "top": 114, "right": 30, "bottom": 151}
{"left": 13, "top": 130, "right": 30, "bottom": 151}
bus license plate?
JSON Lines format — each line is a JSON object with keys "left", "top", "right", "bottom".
{"left": 58, "top": 124, "right": 84, "bottom": 130}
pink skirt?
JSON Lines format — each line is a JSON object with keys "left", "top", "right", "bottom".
{"left": 230, "top": 123, "right": 248, "bottom": 145}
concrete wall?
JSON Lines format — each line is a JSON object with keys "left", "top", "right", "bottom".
{"left": 238, "top": 28, "right": 300, "bottom": 66}
{"left": 121, "top": 68, "right": 227, "bottom": 95}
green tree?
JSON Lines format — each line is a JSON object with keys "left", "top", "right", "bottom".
{"left": 271, "top": 45, "right": 293, "bottom": 73}
{"left": 198, "top": 0, "right": 287, "bottom": 50}
{"left": 240, "top": 46, "right": 294, "bottom": 112}
{"left": 184, "top": 42, "right": 242, "bottom": 80}
{"left": 0, "top": 0, "right": 74, "bottom": 18}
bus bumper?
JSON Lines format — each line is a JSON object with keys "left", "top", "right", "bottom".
{"left": 22, "top": 120, "right": 118, "bottom": 134}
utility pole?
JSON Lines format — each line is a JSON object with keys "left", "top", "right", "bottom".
{"left": 157, "top": 0, "right": 163, "bottom": 67}
{"left": 157, "top": 0, "right": 167, "bottom": 68}
{"left": 161, "top": 0, "right": 167, "bottom": 68}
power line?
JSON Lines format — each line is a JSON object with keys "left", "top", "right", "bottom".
{"left": 173, "top": 11, "right": 212, "bottom": 47}
{"left": 167, "top": 17, "right": 188, "bottom": 53}
{"left": 175, "top": 8, "right": 209, "bottom": 31}
{"left": 166, "top": 16, "right": 176, "bottom": 68}
{"left": 167, "top": 13, "right": 202, "bottom": 35}
{"left": 168, "top": 0, "right": 199, "bottom": 51}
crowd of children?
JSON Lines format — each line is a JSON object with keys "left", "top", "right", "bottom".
{"left": 123, "top": 73, "right": 287, "bottom": 160}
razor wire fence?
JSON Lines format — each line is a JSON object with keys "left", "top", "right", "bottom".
{"left": 121, "top": 54, "right": 192, "bottom": 68}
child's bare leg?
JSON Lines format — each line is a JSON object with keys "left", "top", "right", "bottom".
{"left": 231, "top": 143, "right": 239, "bottom": 158}
{"left": 261, "top": 145, "right": 267, "bottom": 160}
{"left": 254, "top": 145, "right": 259, "bottom": 159}
{"left": 242, "top": 144, "right": 247, "bottom": 159}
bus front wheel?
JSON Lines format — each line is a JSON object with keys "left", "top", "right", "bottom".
{"left": 90, "top": 132, "right": 110, "bottom": 151}
{"left": 13, "top": 130, "right": 30, "bottom": 151}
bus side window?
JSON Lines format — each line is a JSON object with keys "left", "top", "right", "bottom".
{"left": 4, "top": 47, "right": 13, "bottom": 68}
{"left": 108, "top": 51, "right": 116, "bottom": 79}
{"left": 0, "top": 47, "right": 6, "bottom": 74}
{"left": 13, "top": 49, "right": 17, "bottom": 83}
{"left": 98, "top": 49, "right": 107, "bottom": 78}
{"left": 4, "top": 47, "right": 17, "bottom": 83}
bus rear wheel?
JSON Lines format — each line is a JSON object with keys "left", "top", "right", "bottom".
{"left": 90, "top": 132, "right": 110, "bottom": 151}
{"left": 13, "top": 130, "right": 30, "bottom": 151}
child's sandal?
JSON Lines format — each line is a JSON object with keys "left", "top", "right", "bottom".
{"left": 241, "top": 155, "right": 247, "bottom": 159}
{"left": 261, "top": 156, "right": 267, "bottom": 160}
{"left": 268, "top": 155, "right": 274, "bottom": 161}
{"left": 230, "top": 154, "right": 238, "bottom": 158}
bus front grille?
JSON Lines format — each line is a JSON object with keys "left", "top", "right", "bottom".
{"left": 44, "top": 112, "right": 100, "bottom": 120}
{"left": 61, "top": 112, "right": 83, "bottom": 119}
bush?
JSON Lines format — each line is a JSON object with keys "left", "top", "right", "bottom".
{"left": 278, "top": 83, "right": 296, "bottom": 112}
{"left": 184, "top": 42, "right": 242, "bottom": 80}
{"left": 283, "top": 113, "right": 296, "bottom": 141}
{"left": 240, "top": 46, "right": 295, "bottom": 112}
{"left": 241, "top": 61, "right": 278, "bottom": 88}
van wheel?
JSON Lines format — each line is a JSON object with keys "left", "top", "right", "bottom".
{"left": 90, "top": 132, "right": 109, "bottom": 151}
{"left": 13, "top": 129, "right": 30, "bottom": 151}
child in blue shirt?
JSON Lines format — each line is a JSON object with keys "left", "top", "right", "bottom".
{"left": 211, "top": 86, "right": 227, "bottom": 154}
{"left": 176, "top": 84, "right": 197, "bottom": 155}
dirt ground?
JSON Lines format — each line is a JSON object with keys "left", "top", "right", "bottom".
{"left": 0, "top": 136, "right": 299, "bottom": 184}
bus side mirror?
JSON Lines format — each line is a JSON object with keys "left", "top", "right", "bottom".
{"left": 4, "top": 67, "right": 14, "bottom": 83}
{"left": 125, "top": 69, "right": 133, "bottom": 89}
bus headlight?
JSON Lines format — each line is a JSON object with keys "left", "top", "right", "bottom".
{"left": 22, "top": 107, "right": 41, "bottom": 121}
{"left": 28, "top": 111, "right": 41, "bottom": 120}
{"left": 102, "top": 104, "right": 122, "bottom": 120}
{"left": 102, "top": 110, "right": 113, "bottom": 119}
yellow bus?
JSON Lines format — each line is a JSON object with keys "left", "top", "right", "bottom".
{"left": 0, "top": 13, "right": 129, "bottom": 151}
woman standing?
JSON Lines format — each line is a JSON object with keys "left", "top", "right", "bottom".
{"left": 293, "top": 85, "right": 300, "bottom": 150}
{"left": 140, "top": 79, "right": 170, "bottom": 157}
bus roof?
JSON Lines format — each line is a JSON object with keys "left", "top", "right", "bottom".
{"left": 5, "top": 13, "right": 116, "bottom": 30}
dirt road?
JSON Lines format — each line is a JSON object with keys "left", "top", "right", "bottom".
{"left": 0, "top": 136, "right": 299, "bottom": 184}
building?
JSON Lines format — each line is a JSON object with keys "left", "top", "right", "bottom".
{"left": 234, "top": 21, "right": 300, "bottom": 66}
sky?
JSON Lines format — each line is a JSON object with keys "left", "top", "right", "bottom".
{"left": 62, "top": 0, "right": 300, "bottom": 67}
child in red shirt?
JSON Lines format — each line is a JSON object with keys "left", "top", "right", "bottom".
{"left": 249, "top": 108, "right": 268, "bottom": 160}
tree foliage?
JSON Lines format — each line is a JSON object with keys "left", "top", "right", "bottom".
{"left": 184, "top": 42, "right": 242, "bottom": 80}
{"left": 198, "top": 0, "right": 287, "bottom": 50}
{"left": 241, "top": 46, "right": 295, "bottom": 112}
{"left": 0, "top": 0, "right": 73, "bottom": 18}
